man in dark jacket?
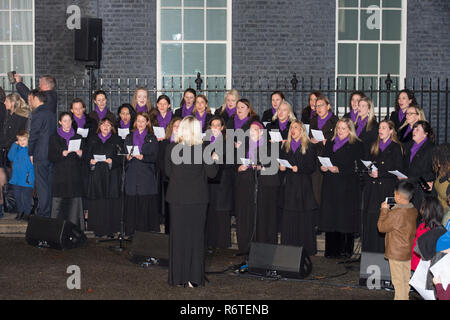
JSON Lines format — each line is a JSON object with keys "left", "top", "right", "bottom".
{"left": 28, "top": 89, "right": 56, "bottom": 217}
{"left": 14, "top": 73, "right": 57, "bottom": 114}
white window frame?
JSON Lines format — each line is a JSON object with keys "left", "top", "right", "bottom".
{"left": 156, "top": 0, "right": 232, "bottom": 91}
{"left": 335, "top": 0, "right": 407, "bottom": 112}
{"left": 0, "top": 0, "right": 35, "bottom": 88}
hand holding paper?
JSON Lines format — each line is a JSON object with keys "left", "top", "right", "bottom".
{"left": 118, "top": 128, "right": 130, "bottom": 140}
{"left": 361, "top": 160, "right": 378, "bottom": 171}
{"left": 388, "top": 170, "right": 408, "bottom": 179}
{"left": 127, "top": 146, "right": 141, "bottom": 157}
{"left": 94, "top": 154, "right": 107, "bottom": 162}
{"left": 153, "top": 127, "right": 166, "bottom": 140}
{"left": 269, "top": 131, "right": 283, "bottom": 143}
{"left": 318, "top": 156, "right": 333, "bottom": 168}
{"left": 76, "top": 128, "right": 89, "bottom": 138}
{"left": 68, "top": 139, "right": 81, "bottom": 152}
{"left": 311, "top": 129, "right": 325, "bottom": 142}
{"left": 277, "top": 159, "right": 293, "bottom": 169}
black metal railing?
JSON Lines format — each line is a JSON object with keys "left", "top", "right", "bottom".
{"left": 1, "top": 73, "right": 448, "bottom": 144}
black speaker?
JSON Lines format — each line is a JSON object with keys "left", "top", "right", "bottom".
{"left": 25, "top": 216, "right": 87, "bottom": 250}
{"left": 74, "top": 17, "right": 102, "bottom": 68}
{"left": 248, "top": 242, "right": 312, "bottom": 279}
{"left": 130, "top": 231, "right": 169, "bottom": 266}
{"left": 359, "top": 252, "right": 393, "bottom": 289}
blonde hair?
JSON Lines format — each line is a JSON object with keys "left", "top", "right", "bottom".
{"left": 219, "top": 89, "right": 240, "bottom": 114}
{"left": 283, "top": 120, "right": 310, "bottom": 155}
{"left": 332, "top": 118, "right": 360, "bottom": 144}
{"left": 6, "top": 93, "right": 28, "bottom": 115}
{"left": 370, "top": 120, "right": 402, "bottom": 156}
{"left": 398, "top": 105, "right": 426, "bottom": 131}
{"left": 192, "top": 94, "right": 212, "bottom": 115}
{"left": 176, "top": 116, "right": 203, "bottom": 146}
{"left": 271, "top": 100, "right": 297, "bottom": 122}
{"left": 131, "top": 87, "right": 153, "bottom": 112}
{"left": 356, "top": 97, "right": 376, "bottom": 131}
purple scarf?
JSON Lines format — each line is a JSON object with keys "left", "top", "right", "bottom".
{"left": 350, "top": 109, "right": 358, "bottom": 123}
{"left": 291, "top": 138, "right": 302, "bottom": 154}
{"left": 57, "top": 127, "right": 75, "bottom": 146}
{"left": 133, "top": 129, "right": 147, "bottom": 153}
{"left": 410, "top": 137, "right": 428, "bottom": 163}
{"left": 356, "top": 116, "right": 369, "bottom": 137}
{"left": 247, "top": 137, "right": 264, "bottom": 163}
{"left": 310, "top": 110, "right": 316, "bottom": 119}
{"left": 211, "top": 133, "right": 222, "bottom": 144}
{"left": 379, "top": 138, "right": 392, "bottom": 153}
{"left": 317, "top": 112, "right": 332, "bottom": 130}
{"left": 98, "top": 132, "right": 111, "bottom": 144}
{"left": 95, "top": 105, "right": 108, "bottom": 121}
{"left": 226, "top": 106, "right": 236, "bottom": 118}
{"left": 195, "top": 111, "right": 207, "bottom": 130}
{"left": 73, "top": 114, "right": 86, "bottom": 129}
{"left": 234, "top": 115, "right": 249, "bottom": 130}
{"left": 403, "top": 125, "right": 413, "bottom": 138}
{"left": 279, "top": 119, "right": 288, "bottom": 132}
{"left": 398, "top": 108, "right": 406, "bottom": 123}
{"left": 333, "top": 136, "right": 349, "bottom": 153}
{"left": 136, "top": 104, "right": 148, "bottom": 113}
{"left": 182, "top": 103, "right": 194, "bottom": 118}
{"left": 120, "top": 119, "right": 131, "bottom": 129}
{"left": 157, "top": 110, "right": 173, "bottom": 129}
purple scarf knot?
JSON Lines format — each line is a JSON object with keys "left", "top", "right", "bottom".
{"left": 403, "top": 125, "right": 413, "bottom": 138}
{"left": 98, "top": 132, "right": 112, "bottom": 144}
{"left": 317, "top": 112, "right": 332, "bottom": 130}
{"left": 333, "top": 136, "right": 349, "bottom": 153}
{"left": 379, "top": 138, "right": 392, "bottom": 153}
{"left": 279, "top": 119, "right": 288, "bottom": 132}
{"left": 291, "top": 138, "right": 302, "bottom": 154}
{"left": 195, "top": 111, "right": 207, "bottom": 130}
{"left": 398, "top": 108, "right": 406, "bottom": 123}
{"left": 350, "top": 109, "right": 358, "bottom": 123}
{"left": 247, "top": 137, "right": 264, "bottom": 163}
{"left": 73, "top": 114, "right": 86, "bottom": 129}
{"left": 182, "top": 103, "right": 194, "bottom": 118}
{"left": 226, "top": 106, "right": 236, "bottom": 117}
{"left": 120, "top": 119, "right": 131, "bottom": 129}
{"left": 410, "top": 137, "right": 427, "bottom": 163}
{"left": 95, "top": 105, "right": 108, "bottom": 121}
{"left": 356, "top": 116, "right": 369, "bottom": 137}
{"left": 133, "top": 129, "right": 147, "bottom": 153}
{"left": 157, "top": 110, "right": 173, "bottom": 129}
{"left": 136, "top": 104, "right": 148, "bottom": 113}
{"left": 234, "top": 115, "right": 249, "bottom": 130}
{"left": 57, "top": 127, "right": 75, "bottom": 146}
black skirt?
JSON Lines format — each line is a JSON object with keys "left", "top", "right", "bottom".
{"left": 87, "top": 198, "right": 122, "bottom": 237}
{"left": 169, "top": 203, "right": 208, "bottom": 286}
{"left": 281, "top": 208, "right": 318, "bottom": 256}
{"left": 206, "top": 206, "right": 231, "bottom": 249}
{"left": 124, "top": 194, "right": 160, "bottom": 236}
{"left": 51, "top": 197, "right": 84, "bottom": 231}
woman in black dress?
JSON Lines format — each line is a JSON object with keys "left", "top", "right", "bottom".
{"left": 261, "top": 91, "right": 285, "bottom": 124}
{"left": 48, "top": 112, "right": 85, "bottom": 230}
{"left": 389, "top": 89, "right": 418, "bottom": 132}
{"left": 343, "top": 91, "right": 365, "bottom": 123}
{"left": 319, "top": 118, "right": 364, "bottom": 258}
{"left": 165, "top": 116, "right": 218, "bottom": 287}
{"left": 123, "top": 112, "right": 159, "bottom": 236}
{"left": 115, "top": 104, "right": 135, "bottom": 140}
{"left": 397, "top": 105, "right": 426, "bottom": 144}
{"left": 403, "top": 120, "right": 436, "bottom": 211}
{"left": 300, "top": 91, "right": 321, "bottom": 125}
{"left": 85, "top": 118, "right": 122, "bottom": 237}
{"left": 355, "top": 97, "right": 378, "bottom": 155}
{"left": 193, "top": 94, "right": 214, "bottom": 133}
{"left": 214, "top": 89, "right": 240, "bottom": 124}
{"left": 174, "top": 88, "right": 196, "bottom": 119}
{"left": 279, "top": 120, "right": 318, "bottom": 255}
{"left": 266, "top": 100, "right": 296, "bottom": 140}
{"left": 87, "top": 90, "right": 116, "bottom": 128}
{"left": 205, "top": 116, "right": 233, "bottom": 249}
{"left": 226, "top": 98, "right": 260, "bottom": 132}
{"left": 362, "top": 120, "right": 404, "bottom": 253}
{"left": 70, "top": 98, "right": 96, "bottom": 139}
{"left": 234, "top": 121, "right": 279, "bottom": 255}
{"left": 131, "top": 87, "right": 154, "bottom": 115}
{"left": 153, "top": 95, "right": 173, "bottom": 133}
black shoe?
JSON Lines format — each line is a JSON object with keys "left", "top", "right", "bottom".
{"left": 15, "top": 213, "right": 24, "bottom": 220}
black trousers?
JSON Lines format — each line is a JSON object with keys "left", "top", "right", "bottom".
{"left": 34, "top": 160, "right": 53, "bottom": 218}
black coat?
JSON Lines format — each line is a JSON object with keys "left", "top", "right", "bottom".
{"left": 261, "top": 108, "right": 275, "bottom": 124}
{"left": 309, "top": 113, "right": 339, "bottom": 156}
{"left": 71, "top": 113, "right": 98, "bottom": 139}
{"left": 28, "top": 104, "right": 57, "bottom": 161}
{"left": 398, "top": 124, "right": 413, "bottom": 144}
{"left": 356, "top": 119, "right": 379, "bottom": 155}
{"left": 124, "top": 132, "right": 159, "bottom": 196}
{"left": 301, "top": 107, "right": 314, "bottom": 125}
{"left": 85, "top": 133, "right": 122, "bottom": 199}
{"left": 389, "top": 110, "right": 407, "bottom": 132}
{"left": 48, "top": 133, "right": 85, "bottom": 198}
{"left": 214, "top": 108, "right": 234, "bottom": 124}
{"left": 266, "top": 120, "right": 291, "bottom": 140}
{"left": 319, "top": 138, "right": 364, "bottom": 233}
{"left": 226, "top": 114, "right": 260, "bottom": 132}
{"left": 16, "top": 82, "right": 57, "bottom": 114}
{"left": 165, "top": 143, "right": 218, "bottom": 205}
{"left": 195, "top": 112, "right": 214, "bottom": 132}
{"left": 87, "top": 110, "right": 116, "bottom": 129}
{"left": 279, "top": 142, "right": 318, "bottom": 211}
{"left": 174, "top": 106, "right": 194, "bottom": 119}
{"left": 0, "top": 107, "right": 28, "bottom": 149}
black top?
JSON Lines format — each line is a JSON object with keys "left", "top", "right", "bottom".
{"left": 28, "top": 104, "right": 57, "bottom": 161}
{"left": 0, "top": 107, "right": 28, "bottom": 149}
{"left": 16, "top": 82, "right": 57, "bottom": 114}
{"left": 87, "top": 110, "right": 117, "bottom": 129}
{"left": 71, "top": 113, "right": 98, "bottom": 140}
{"left": 389, "top": 110, "right": 407, "bottom": 132}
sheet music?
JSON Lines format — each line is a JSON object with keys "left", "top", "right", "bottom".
{"left": 277, "top": 159, "right": 293, "bottom": 169}
{"left": 153, "top": 127, "right": 166, "bottom": 139}
{"left": 76, "top": 128, "right": 89, "bottom": 138}
{"left": 409, "top": 259, "right": 436, "bottom": 300}
{"left": 318, "top": 156, "right": 333, "bottom": 168}
{"left": 126, "top": 145, "right": 141, "bottom": 157}
{"left": 361, "top": 160, "right": 378, "bottom": 171}
{"left": 388, "top": 170, "right": 408, "bottom": 179}
{"left": 240, "top": 158, "right": 252, "bottom": 167}
{"left": 304, "top": 124, "right": 310, "bottom": 135}
{"left": 311, "top": 129, "right": 325, "bottom": 141}
{"left": 67, "top": 139, "right": 81, "bottom": 152}
{"left": 430, "top": 253, "right": 450, "bottom": 291}
{"left": 93, "top": 154, "right": 106, "bottom": 162}
{"left": 269, "top": 131, "right": 283, "bottom": 142}
{"left": 118, "top": 128, "right": 129, "bottom": 140}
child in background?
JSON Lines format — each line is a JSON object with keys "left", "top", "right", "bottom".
{"left": 378, "top": 180, "right": 418, "bottom": 300}
{"left": 8, "top": 130, "right": 34, "bottom": 220}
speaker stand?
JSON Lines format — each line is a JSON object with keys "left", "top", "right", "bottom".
{"left": 85, "top": 64, "right": 98, "bottom": 112}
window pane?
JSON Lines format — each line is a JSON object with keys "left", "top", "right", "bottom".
{"left": 382, "top": 10, "right": 401, "bottom": 41}
{"left": 360, "top": 7, "right": 380, "bottom": 40}
{"left": 383, "top": 0, "right": 402, "bottom": 8}
{"left": 161, "top": 0, "right": 181, "bottom": 6}
{"left": 207, "top": 9, "right": 227, "bottom": 40}
{"left": 184, "top": 9, "right": 204, "bottom": 40}
{"left": 161, "top": 44, "right": 182, "bottom": 75}
{"left": 12, "top": 11, "right": 32, "bottom": 42}
{"left": 359, "top": 76, "right": 379, "bottom": 107}
{"left": 0, "top": 45, "right": 11, "bottom": 73}
{"left": 184, "top": 77, "right": 198, "bottom": 90}
{"left": 338, "top": 9, "right": 358, "bottom": 40}
{"left": 361, "top": 0, "right": 380, "bottom": 7}
{"left": 338, "top": 0, "right": 358, "bottom": 7}
{"left": 380, "top": 44, "right": 400, "bottom": 75}
{"left": 207, "top": 0, "right": 227, "bottom": 7}
{"left": 0, "top": 12, "right": 10, "bottom": 41}
{"left": 206, "top": 77, "right": 226, "bottom": 108}
{"left": 206, "top": 44, "right": 226, "bottom": 75}
{"left": 359, "top": 44, "right": 378, "bottom": 75}
{"left": 338, "top": 43, "right": 357, "bottom": 74}
{"left": 13, "top": 45, "right": 33, "bottom": 74}
{"left": 161, "top": 9, "right": 181, "bottom": 41}
{"left": 12, "top": 0, "right": 32, "bottom": 9}
{"left": 184, "top": 43, "right": 204, "bottom": 75}
{"left": 185, "top": 0, "right": 204, "bottom": 7}
{"left": 336, "top": 76, "right": 357, "bottom": 108}
{"left": 0, "top": 0, "right": 8, "bottom": 9}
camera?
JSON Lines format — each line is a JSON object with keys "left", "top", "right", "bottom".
{"left": 7, "top": 71, "right": 16, "bottom": 84}
{"left": 385, "top": 197, "right": 396, "bottom": 206}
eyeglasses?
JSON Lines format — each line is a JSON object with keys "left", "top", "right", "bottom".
{"left": 406, "top": 112, "right": 419, "bottom": 116}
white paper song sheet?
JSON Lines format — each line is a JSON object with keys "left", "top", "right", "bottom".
{"left": 277, "top": 159, "right": 293, "bottom": 169}
{"left": 409, "top": 259, "right": 436, "bottom": 300}
{"left": 126, "top": 146, "right": 141, "bottom": 157}
{"left": 76, "top": 128, "right": 89, "bottom": 138}
{"left": 118, "top": 128, "right": 129, "bottom": 140}
{"left": 361, "top": 160, "right": 378, "bottom": 171}
{"left": 94, "top": 154, "right": 107, "bottom": 162}
{"left": 430, "top": 253, "right": 450, "bottom": 291}
{"left": 269, "top": 131, "right": 283, "bottom": 142}
{"left": 388, "top": 170, "right": 408, "bottom": 179}
{"left": 311, "top": 129, "right": 325, "bottom": 141}
{"left": 263, "top": 122, "right": 270, "bottom": 128}
{"left": 304, "top": 124, "right": 310, "bottom": 135}
{"left": 67, "top": 139, "right": 81, "bottom": 152}
{"left": 240, "top": 158, "right": 252, "bottom": 167}
{"left": 318, "top": 156, "right": 333, "bottom": 168}
{"left": 153, "top": 127, "right": 166, "bottom": 139}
